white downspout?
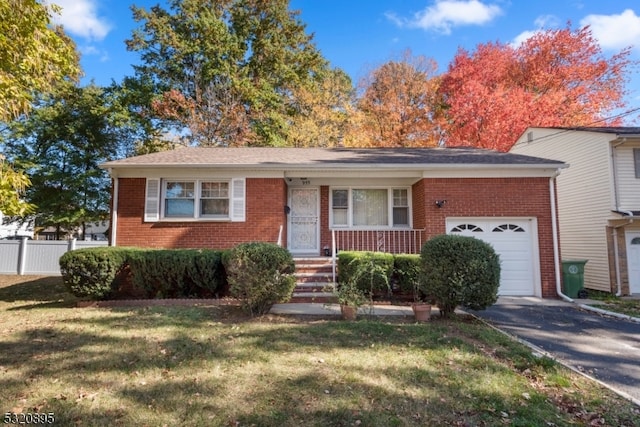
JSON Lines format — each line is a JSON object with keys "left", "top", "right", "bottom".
{"left": 613, "top": 227, "right": 622, "bottom": 296}
{"left": 277, "top": 224, "right": 283, "bottom": 246}
{"left": 550, "top": 171, "right": 572, "bottom": 302}
{"left": 110, "top": 176, "right": 118, "bottom": 246}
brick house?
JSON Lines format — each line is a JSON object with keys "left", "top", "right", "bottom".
{"left": 100, "top": 147, "right": 566, "bottom": 298}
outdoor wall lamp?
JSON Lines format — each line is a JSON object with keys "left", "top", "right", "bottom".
{"left": 435, "top": 200, "right": 447, "bottom": 208}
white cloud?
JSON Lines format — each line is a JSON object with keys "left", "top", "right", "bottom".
{"left": 533, "top": 15, "right": 560, "bottom": 29}
{"left": 580, "top": 9, "right": 640, "bottom": 50}
{"left": 46, "top": 0, "right": 111, "bottom": 41}
{"left": 386, "top": 0, "right": 502, "bottom": 35}
{"left": 511, "top": 30, "right": 539, "bottom": 47}
{"left": 510, "top": 15, "right": 561, "bottom": 47}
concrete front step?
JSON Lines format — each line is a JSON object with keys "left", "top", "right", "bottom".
{"left": 292, "top": 257, "right": 336, "bottom": 302}
{"left": 294, "top": 282, "right": 335, "bottom": 292}
{"left": 290, "top": 292, "right": 338, "bottom": 304}
{"left": 291, "top": 282, "right": 337, "bottom": 303}
{"left": 296, "top": 273, "right": 333, "bottom": 283}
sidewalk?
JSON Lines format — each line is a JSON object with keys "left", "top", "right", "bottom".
{"left": 270, "top": 302, "right": 417, "bottom": 317}
{"left": 272, "top": 296, "right": 638, "bottom": 320}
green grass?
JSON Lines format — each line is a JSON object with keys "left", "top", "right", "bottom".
{"left": 1, "top": 276, "right": 639, "bottom": 426}
{"left": 584, "top": 290, "right": 640, "bottom": 318}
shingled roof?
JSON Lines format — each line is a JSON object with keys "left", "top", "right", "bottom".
{"left": 101, "top": 146, "right": 565, "bottom": 169}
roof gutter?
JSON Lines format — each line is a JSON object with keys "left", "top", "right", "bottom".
{"left": 99, "top": 162, "right": 567, "bottom": 173}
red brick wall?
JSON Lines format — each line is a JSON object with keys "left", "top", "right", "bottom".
{"left": 116, "top": 176, "right": 559, "bottom": 297}
{"left": 415, "top": 177, "right": 558, "bottom": 298}
{"left": 116, "top": 178, "right": 287, "bottom": 249}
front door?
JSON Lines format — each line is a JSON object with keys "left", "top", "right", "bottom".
{"left": 626, "top": 231, "right": 640, "bottom": 294}
{"left": 288, "top": 187, "right": 320, "bottom": 254}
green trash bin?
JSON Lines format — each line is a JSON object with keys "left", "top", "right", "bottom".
{"left": 561, "top": 260, "right": 587, "bottom": 298}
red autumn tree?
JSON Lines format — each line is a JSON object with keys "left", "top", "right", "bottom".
{"left": 438, "top": 25, "right": 634, "bottom": 151}
{"left": 349, "top": 50, "right": 442, "bottom": 147}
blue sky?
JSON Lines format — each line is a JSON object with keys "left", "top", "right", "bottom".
{"left": 50, "top": 0, "right": 640, "bottom": 120}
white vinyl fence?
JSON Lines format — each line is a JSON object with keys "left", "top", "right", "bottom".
{"left": 0, "top": 238, "right": 108, "bottom": 275}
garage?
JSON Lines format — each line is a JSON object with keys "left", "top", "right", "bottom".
{"left": 446, "top": 218, "right": 539, "bottom": 296}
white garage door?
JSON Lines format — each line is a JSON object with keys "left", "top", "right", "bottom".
{"left": 446, "top": 218, "right": 538, "bottom": 296}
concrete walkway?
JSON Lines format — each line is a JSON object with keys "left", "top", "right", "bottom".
{"left": 271, "top": 302, "right": 416, "bottom": 317}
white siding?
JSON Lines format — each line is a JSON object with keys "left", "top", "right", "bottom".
{"left": 613, "top": 142, "right": 640, "bottom": 210}
{"left": 512, "top": 128, "right": 615, "bottom": 292}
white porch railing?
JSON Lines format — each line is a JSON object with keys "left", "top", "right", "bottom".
{"left": 330, "top": 228, "right": 426, "bottom": 282}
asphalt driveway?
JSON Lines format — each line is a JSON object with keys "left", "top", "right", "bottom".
{"left": 469, "top": 297, "right": 640, "bottom": 404}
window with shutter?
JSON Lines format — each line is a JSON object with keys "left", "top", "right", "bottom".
{"left": 144, "top": 179, "right": 160, "bottom": 222}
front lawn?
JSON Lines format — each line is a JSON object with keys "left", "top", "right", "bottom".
{"left": 0, "top": 276, "right": 638, "bottom": 426}
{"left": 583, "top": 290, "right": 640, "bottom": 318}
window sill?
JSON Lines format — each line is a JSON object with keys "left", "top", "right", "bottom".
{"left": 157, "top": 217, "right": 232, "bottom": 222}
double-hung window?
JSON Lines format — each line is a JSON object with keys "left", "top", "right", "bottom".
{"left": 331, "top": 188, "right": 410, "bottom": 228}
{"left": 153, "top": 178, "right": 243, "bottom": 221}
{"left": 165, "top": 181, "right": 195, "bottom": 218}
{"left": 200, "top": 182, "right": 229, "bottom": 217}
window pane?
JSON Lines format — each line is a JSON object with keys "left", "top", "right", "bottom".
{"left": 353, "top": 189, "right": 388, "bottom": 226}
{"left": 201, "top": 199, "right": 229, "bottom": 216}
{"left": 166, "top": 182, "right": 194, "bottom": 198}
{"left": 201, "top": 182, "right": 229, "bottom": 198}
{"left": 393, "top": 189, "right": 408, "bottom": 206}
{"left": 332, "top": 189, "right": 348, "bottom": 208}
{"left": 332, "top": 208, "right": 348, "bottom": 226}
{"left": 165, "top": 199, "right": 194, "bottom": 217}
{"left": 393, "top": 207, "right": 409, "bottom": 226}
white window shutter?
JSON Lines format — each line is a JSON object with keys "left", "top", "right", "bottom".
{"left": 144, "top": 178, "right": 160, "bottom": 222}
{"left": 230, "top": 178, "right": 246, "bottom": 222}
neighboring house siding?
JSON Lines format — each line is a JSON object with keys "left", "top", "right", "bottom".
{"left": 416, "top": 177, "right": 557, "bottom": 298}
{"left": 512, "top": 129, "right": 614, "bottom": 292}
{"left": 117, "top": 178, "right": 287, "bottom": 248}
{"left": 614, "top": 142, "right": 640, "bottom": 210}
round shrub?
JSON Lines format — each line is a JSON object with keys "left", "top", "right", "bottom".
{"left": 59, "top": 247, "right": 134, "bottom": 300}
{"left": 420, "top": 234, "right": 500, "bottom": 317}
{"left": 222, "top": 242, "right": 296, "bottom": 316}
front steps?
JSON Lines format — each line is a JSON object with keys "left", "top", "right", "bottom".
{"left": 291, "top": 257, "right": 337, "bottom": 303}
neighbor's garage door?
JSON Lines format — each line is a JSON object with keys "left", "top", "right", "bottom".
{"left": 446, "top": 218, "right": 537, "bottom": 296}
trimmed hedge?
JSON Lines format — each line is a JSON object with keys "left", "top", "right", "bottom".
{"left": 393, "top": 254, "right": 422, "bottom": 296}
{"left": 60, "top": 247, "right": 226, "bottom": 300}
{"left": 337, "top": 251, "right": 394, "bottom": 296}
{"left": 222, "top": 242, "right": 296, "bottom": 316}
{"left": 420, "top": 234, "right": 500, "bottom": 317}
{"left": 128, "top": 249, "right": 225, "bottom": 298}
{"left": 59, "top": 247, "right": 138, "bottom": 300}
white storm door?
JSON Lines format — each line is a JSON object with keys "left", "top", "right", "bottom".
{"left": 288, "top": 187, "right": 320, "bottom": 254}
{"left": 626, "top": 232, "right": 640, "bottom": 294}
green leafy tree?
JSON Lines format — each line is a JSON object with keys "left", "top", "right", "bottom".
{"left": 0, "top": 0, "right": 79, "bottom": 216}
{"left": 5, "top": 83, "right": 126, "bottom": 239}
{"left": 126, "top": 0, "right": 340, "bottom": 146}
{"left": 0, "top": 0, "right": 79, "bottom": 121}
{"left": 0, "top": 156, "right": 35, "bottom": 216}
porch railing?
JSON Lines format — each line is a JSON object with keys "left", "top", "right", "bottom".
{"left": 330, "top": 228, "right": 426, "bottom": 282}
